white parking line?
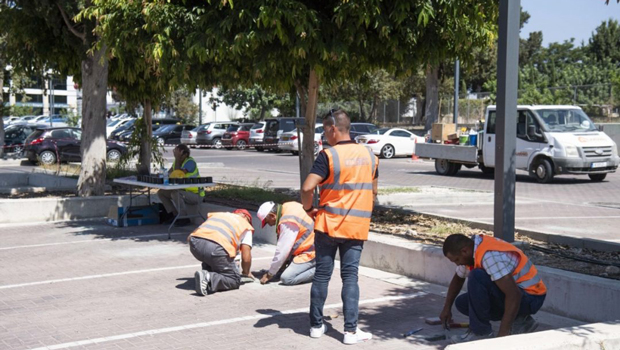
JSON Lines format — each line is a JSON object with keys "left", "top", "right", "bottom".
{"left": 0, "top": 257, "right": 273, "bottom": 290}
{"left": 0, "top": 232, "right": 186, "bottom": 250}
{"left": 32, "top": 291, "right": 428, "bottom": 350}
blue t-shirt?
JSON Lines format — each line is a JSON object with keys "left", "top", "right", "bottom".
{"left": 310, "top": 141, "right": 379, "bottom": 181}
{"left": 171, "top": 158, "right": 197, "bottom": 174}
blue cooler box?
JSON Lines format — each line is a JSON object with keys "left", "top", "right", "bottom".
{"left": 107, "top": 204, "right": 160, "bottom": 227}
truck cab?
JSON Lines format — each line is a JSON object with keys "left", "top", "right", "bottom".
{"left": 484, "top": 105, "right": 619, "bottom": 182}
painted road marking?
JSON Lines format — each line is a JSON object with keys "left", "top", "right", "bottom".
{"left": 32, "top": 292, "right": 428, "bottom": 350}
{"left": 0, "top": 257, "right": 273, "bottom": 290}
{"left": 0, "top": 232, "right": 187, "bottom": 250}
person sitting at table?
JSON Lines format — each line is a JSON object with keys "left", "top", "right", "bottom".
{"left": 157, "top": 144, "right": 204, "bottom": 227}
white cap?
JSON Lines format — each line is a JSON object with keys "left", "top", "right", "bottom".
{"left": 257, "top": 201, "right": 276, "bottom": 228}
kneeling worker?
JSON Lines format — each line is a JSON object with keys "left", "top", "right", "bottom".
{"left": 189, "top": 209, "right": 255, "bottom": 296}
{"left": 440, "top": 233, "right": 547, "bottom": 343}
{"left": 257, "top": 201, "right": 316, "bottom": 285}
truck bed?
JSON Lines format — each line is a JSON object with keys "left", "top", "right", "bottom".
{"left": 415, "top": 143, "right": 479, "bottom": 163}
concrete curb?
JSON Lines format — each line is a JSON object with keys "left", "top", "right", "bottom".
{"left": 376, "top": 203, "right": 620, "bottom": 253}
{"left": 445, "top": 322, "right": 620, "bottom": 350}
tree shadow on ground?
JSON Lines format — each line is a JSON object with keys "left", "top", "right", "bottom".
{"left": 410, "top": 169, "right": 605, "bottom": 185}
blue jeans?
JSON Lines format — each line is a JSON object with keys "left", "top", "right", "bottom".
{"left": 309, "top": 231, "right": 364, "bottom": 332}
{"left": 455, "top": 269, "right": 546, "bottom": 335}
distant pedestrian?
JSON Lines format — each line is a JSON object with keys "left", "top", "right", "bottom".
{"left": 440, "top": 233, "right": 547, "bottom": 343}
{"left": 256, "top": 201, "right": 316, "bottom": 286}
{"left": 189, "top": 209, "right": 255, "bottom": 295}
{"left": 301, "top": 109, "right": 378, "bottom": 345}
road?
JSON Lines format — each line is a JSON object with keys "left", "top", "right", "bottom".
{"left": 165, "top": 147, "right": 620, "bottom": 246}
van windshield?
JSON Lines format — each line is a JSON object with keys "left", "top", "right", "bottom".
{"left": 536, "top": 109, "right": 597, "bottom": 132}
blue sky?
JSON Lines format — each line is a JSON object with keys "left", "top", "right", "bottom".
{"left": 520, "top": 0, "right": 620, "bottom": 47}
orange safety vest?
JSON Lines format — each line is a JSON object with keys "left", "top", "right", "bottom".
{"left": 189, "top": 212, "right": 254, "bottom": 258}
{"left": 472, "top": 235, "right": 547, "bottom": 296}
{"left": 277, "top": 202, "right": 316, "bottom": 263}
{"left": 315, "top": 143, "right": 378, "bottom": 240}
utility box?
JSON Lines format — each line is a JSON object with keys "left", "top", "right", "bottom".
{"left": 107, "top": 204, "right": 160, "bottom": 227}
{"left": 432, "top": 123, "right": 456, "bottom": 143}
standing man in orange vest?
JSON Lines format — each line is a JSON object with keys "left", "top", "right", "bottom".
{"left": 189, "top": 209, "right": 255, "bottom": 296}
{"left": 440, "top": 233, "right": 547, "bottom": 343}
{"left": 301, "top": 109, "right": 378, "bottom": 345}
{"left": 256, "top": 201, "right": 316, "bottom": 286}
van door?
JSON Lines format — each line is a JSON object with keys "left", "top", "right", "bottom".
{"left": 483, "top": 111, "right": 496, "bottom": 167}
{"left": 516, "top": 110, "right": 546, "bottom": 170}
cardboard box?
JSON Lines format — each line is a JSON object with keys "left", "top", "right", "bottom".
{"left": 107, "top": 204, "right": 160, "bottom": 227}
{"left": 432, "top": 123, "right": 456, "bottom": 142}
{"left": 447, "top": 133, "right": 459, "bottom": 140}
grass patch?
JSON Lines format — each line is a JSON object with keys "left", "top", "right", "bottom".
{"left": 428, "top": 222, "right": 468, "bottom": 235}
{"left": 37, "top": 163, "right": 138, "bottom": 181}
{"left": 378, "top": 187, "right": 421, "bottom": 195}
{"left": 206, "top": 184, "right": 296, "bottom": 205}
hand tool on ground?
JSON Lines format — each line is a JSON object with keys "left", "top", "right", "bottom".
{"left": 402, "top": 327, "right": 424, "bottom": 338}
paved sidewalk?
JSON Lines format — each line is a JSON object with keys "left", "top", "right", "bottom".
{"left": 0, "top": 220, "right": 580, "bottom": 350}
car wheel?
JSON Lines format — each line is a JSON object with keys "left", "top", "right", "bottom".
{"left": 256, "top": 147, "right": 264, "bottom": 152}
{"left": 157, "top": 138, "right": 164, "bottom": 145}
{"left": 225, "top": 147, "right": 233, "bottom": 150}
{"left": 107, "top": 149, "right": 122, "bottom": 162}
{"left": 532, "top": 158, "right": 554, "bottom": 183}
{"left": 236, "top": 140, "right": 248, "bottom": 150}
{"left": 380, "top": 144, "right": 395, "bottom": 159}
{"left": 213, "top": 138, "right": 222, "bottom": 149}
{"left": 12, "top": 145, "right": 24, "bottom": 157}
{"left": 38, "top": 150, "right": 57, "bottom": 165}
{"left": 588, "top": 173, "right": 607, "bottom": 182}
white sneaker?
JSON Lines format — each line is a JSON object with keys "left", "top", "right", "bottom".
{"left": 194, "top": 270, "right": 210, "bottom": 296}
{"left": 449, "top": 329, "right": 493, "bottom": 344}
{"left": 310, "top": 324, "right": 326, "bottom": 338}
{"left": 343, "top": 328, "right": 372, "bottom": 345}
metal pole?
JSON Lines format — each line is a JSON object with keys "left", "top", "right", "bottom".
{"left": 453, "top": 59, "right": 460, "bottom": 127}
{"left": 49, "top": 76, "right": 54, "bottom": 127}
{"left": 198, "top": 89, "right": 202, "bottom": 125}
{"left": 296, "top": 93, "right": 300, "bottom": 119}
{"left": 494, "top": 0, "right": 520, "bottom": 243}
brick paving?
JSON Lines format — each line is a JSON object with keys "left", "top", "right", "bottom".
{"left": 0, "top": 220, "right": 572, "bottom": 350}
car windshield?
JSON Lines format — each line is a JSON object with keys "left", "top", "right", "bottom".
{"left": 535, "top": 108, "right": 597, "bottom": 132}
{"left": 108, "top": 119, "right": 121, "bottom": 127}
{"left": 154, "top": 125, "right": 175, "bottom": 133}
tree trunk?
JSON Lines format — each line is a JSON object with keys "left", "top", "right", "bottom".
{"left": 298, "top": 70, "right": 319, "bottom": 187}
{"left": 370, "top": 96, "right": 378, "bottom": 124}
{"left": 424, "top": 65, "right": 440, "bottom": 132}
{"left": 137, "top": 100, "right": 153, "bottom": 175}
{"left": 415, "top": 95, "right": 424, "bottom": 125}
{"left": 77, "top": 45, "right": 109, "bottom": 196}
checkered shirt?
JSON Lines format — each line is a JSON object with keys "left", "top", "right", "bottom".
{"left": 455, "top": 235, "right": 520, "bottom": 281}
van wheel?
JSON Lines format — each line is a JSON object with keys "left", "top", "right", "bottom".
{"left": 532, "top": 158, "right": 554, "bottom": 183}
{"left": 479, "top": 164, "right": 494, "bottom": 175}
{"left": 588, "top": 174, "right": 607, "bottom": 182}
{"left": 291, "top": 151, "right": 299, "bottom": 156}
{"left": 435, "top": 159, "right": 459, "bottom": 176}
{"left": 448, "top": 163, "right": 462, "bottom": 176}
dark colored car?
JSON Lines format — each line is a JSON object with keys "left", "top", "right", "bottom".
{"left": 3, "top": 124, "right": 45, "bottom": 155}
{"left": 109, "top": 119, "right": 136, "bottom": 140}
{"left": 153, "top": 124, "right": 196, "bottom": 145}
{"left": 264, "top": 117, "right": 301, "bottom": 151}
{"left": 24, "top": 127, "right": 127, "bottom": 165}
{"left": 222, "top": 123, "right": 254, "bottom": 150}
{"left": 322, "top": 122, "right": 379, "bottom": 147}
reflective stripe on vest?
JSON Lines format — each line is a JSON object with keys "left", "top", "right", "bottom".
{"left": 315, "top": 144, "right": 377, "bottom": 240}
{"left": 189, "top": 212, "right": 253, "bottom": 258}
{"left": 172, "top": 157, "right": 204, "bottom": 197}
{"left": 278, "top": 202, "right": 316, "bottom": 263}
{"left": 473, "top": 235, "right": 547, "bottom": 295}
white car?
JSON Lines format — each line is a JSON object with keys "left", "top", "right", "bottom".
{"left": 278, "top": 126, "right": 324, "bottom": 156}
{"left": 356, "top": 128, "right": 425, "bottom": 159}
{"left": 29, "top": 115, "right": 49, "bottom": 124}
{"left": 106, "top": 118, "right": 133, "bottom": 137}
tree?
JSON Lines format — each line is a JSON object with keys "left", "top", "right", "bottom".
{"left": 161, "top": 89, "right": 199, "bottom": 125}
{"left": 0, "top": 1, "right": 108, "bottom": 196}
{"left": 210, "top": 85, "right": 294, "bottom": 120}
{"left": 588, "top": 19, "right": 620, "bottom": 64}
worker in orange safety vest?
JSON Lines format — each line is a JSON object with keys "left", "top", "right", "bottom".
{"left": 301, "top": 109, "right": 378, "bottom": 345}
{"left": 256, "top": 201, "right": 316, "bottom": 286}
{"left": 440, "top": 233, "right": 547, "bottom": 344}
{"left": 188, "top": 209, "right": 255, "bottom": 296}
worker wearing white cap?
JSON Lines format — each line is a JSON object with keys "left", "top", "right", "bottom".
{"left": 256, "top": 201, "right": 316, "bottom": 285}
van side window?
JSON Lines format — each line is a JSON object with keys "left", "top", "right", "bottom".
{"left": 486, "top": 111, "right": 496, "bottom": 134}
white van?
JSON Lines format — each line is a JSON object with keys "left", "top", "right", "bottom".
{"left": 415, "top": 105, "right": 619, "bottom": 183}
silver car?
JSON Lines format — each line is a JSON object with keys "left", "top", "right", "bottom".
{"left": 180, "top": 126, "right": 199, "bottom": 147}
{"left": 193, "top": 122, "right": 237, "bottom": 149}
{"left": 249, "top": 122, "right": 266, "bottom": 151}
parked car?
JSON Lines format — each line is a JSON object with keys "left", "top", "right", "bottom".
{"left": 356, "top": 128, "right": 424, "bottom": 159}
{"left": 106, "top": 118, "right": 134, "bottom": 137}
{"left": 249, "top": 122, "right": 267, "bottom": 151}
{"left": 278, "top": 126, "right": 324, "bottom": 155}
{"left": 264, "top": 117, "right": 301, "bottom": 152}
{"left": 108, "top": 119, "right": 136, "bottom": 140}
{"left": 13, "top": 115, "right": 38, "bottom": 125}
{"left": 37, "top": 115, "right": 69, "bottom": 127}
{"left": 222, "top": 123, "right": 254, "bottom": 150}
{"left": 3, "top": 124, "right": 44, "bottom": 155}
{"left": 29, "top": 115, "right": 49, "bottom": 125}
{"left": 180, "top": 126, "right": 199, "bottom": 147}
{"left": 3, "top": 116, "right": 22, "bottom": 127}
{"left": 154, "top": 124, "right": 196, "bottom": 145}
{"left": 24, "top": 127, "right": 127, "bottom": 165}
{"left": 193, "top": 122, "right": 237, "bottom": 149}
{"left": 321, "top": 122, "right": 379, "bottom": 147}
